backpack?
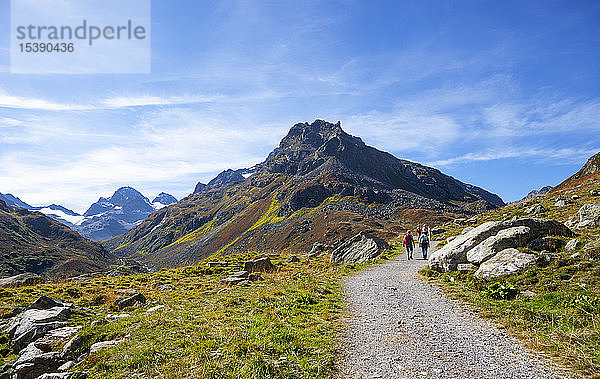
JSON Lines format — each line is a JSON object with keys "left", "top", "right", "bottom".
{"left": 403, "top": 234, "right": 413, "bottom": 245}
{"left": 420, "top": 234, "right": 429, "bottom": 245}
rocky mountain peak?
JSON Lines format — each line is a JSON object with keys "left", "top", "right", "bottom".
{"left": 152, "top": 192, "right": 178, "bottom": 207}
{"left": 575, "top": 151, "right": 600, "bottom": 178}
{"left": 278, "top": 119, "right": 362, "bottom": 152}
{"left": 109, "top": 186, "right": 152, "bottom": 208}
{"left": 557, "top": 151, "right": 600, "bottom": 189}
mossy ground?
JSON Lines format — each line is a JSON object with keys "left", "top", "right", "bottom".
{"left": 0, "top": 246, "right": 403, "bottom": 378}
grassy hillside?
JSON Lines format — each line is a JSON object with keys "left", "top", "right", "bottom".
{"left": 106, "top": 172, "right": 460, "bottom": 271}
{"left": 422, "top": 160, "right": 600, "bottom": 377}
{"left": 0, "top": 246, "right": 402, "bottom": 378}
{"left": 0, "top": 200, "right": 115, "bottom": 278}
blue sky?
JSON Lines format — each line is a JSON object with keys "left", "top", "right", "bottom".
{"left": 0, "top": 0, "right": 599, "bottom": 213}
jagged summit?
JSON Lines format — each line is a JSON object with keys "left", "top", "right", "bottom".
{"left": 277, "top": 120, "right": 356, "bottom": 151}
{"left": 559, "top": 151, "right": 600, "bottom": 188}
{"left": 109, "top": 119, "right": 505, "bottom": 270}
{"left": 195, "top": 119, "right": 503, "bottom": 209}
{"left": 152, "top": 192, "right": 178, "bottom": 207}
{"left": 84, "top": 187, "right": 154, "bottom": 218}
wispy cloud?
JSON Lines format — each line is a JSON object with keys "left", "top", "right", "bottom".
{"left": 101, "top": 94, "right": 224, "bottom": 108}
{"left": 0, "top": 92, "right": 227, "bottom": 111}
{"left": 0, "top": 93, "right": 94, "bottom": 111}
{"left": 430, "top": 147, "right": 598, "bottom": 167}
{"left": 0, "top": 117, "right": 22, "bottom": 127}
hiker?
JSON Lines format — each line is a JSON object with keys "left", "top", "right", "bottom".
{"left": 403, "top": 231, "right": 415, "bottom": 260}
{"left": 424, "top": 224, "right": 431, "bottom": 241}
{"left": 416, "top": 225, "right": 421, "bottom": 237}
{"left": 419, "top": 231, "right": 430, "bottom": 259}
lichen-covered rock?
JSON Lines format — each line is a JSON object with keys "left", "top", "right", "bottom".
{"left": 0, "top": 273, "right": 43, "bottom": 288}
{"left": 330, "top": 232, "right": 389, "bottom": 265}
{"left": 474, "top": 248, "right": 538, "bottom": 280}
{"left": 244, "top": 257, "right": 276, "bottom": 273}
{"left": 89, "top": 339, "right": 125, "bottom": 354}
{"left": 114, "top": 292, "right": 146, "bottom": 310}
{"left": 467, "top": 226, "right": 533, "bottom": 265}
{"left": 429, "top": 219, "right": 574, "bottom": 272}
{"left": 11, "top": 342, "right": 61, "bottom": 379}
{"left": 576, "top": 204, "right": 600, "bottom": 228}
{"left": 565, "top": 239, "right": 581, "bottom": 251}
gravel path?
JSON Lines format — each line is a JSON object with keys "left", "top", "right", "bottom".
{"left": 337, "top": 244, "right": 572, "bottom": 379}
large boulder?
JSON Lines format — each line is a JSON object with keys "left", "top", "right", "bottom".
{"left": 474, "top": 248, "right": 538, "bottom": 280}
{"left": 583, "top": 240, "right": 600, "bottom": 259}
{"left": 466, "top": 226, "right": 533, "bottom": 264}
{"left": 330, "top": 232, "right": 389, "bottom": 265}
{"left": 429, "top": 218, "right": 574, "bottom": 272}
{"left": 576, "top": 204, "right": 600, "bottom": 228}
{"left": 11, "top": 342, "right": 62, "bottom": 379}
{"left": 114, "top": 292, "right": 146, "bottom": 310}
{"left": 429, "top": 221, "right": 512, "bottom": 272}
{"left": 0, "top": 273, "right": 43, "bottom": 288}
{"left": 244, "top": 257, "right": 276, "bottom": 273}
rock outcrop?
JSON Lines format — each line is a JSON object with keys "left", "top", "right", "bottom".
{"left": 466, "top": 226, "right": 533, "bottom": 265}
{"left": 0, "top": 296, "right": 87, "bottom": 379}
{"left": 330, "top": 232, "right": 389, "bottom": 265}
{"left": 243, "top": 256, "right": 276, "bottom": 273}
{"left": 0, "top": 273, "right": 43, "bottom": 288}
{"left": 575, "top": 204, "right": 600, "bottom": 228}
{"left": 429, "top": 218, "right": 574, "bottom": 274}
{"left": 474, "top": 248, "right": 538, "bottom": 280}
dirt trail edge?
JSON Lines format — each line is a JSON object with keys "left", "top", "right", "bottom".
{"left": 337, "top": 243, "right": 572, "bottom": 379}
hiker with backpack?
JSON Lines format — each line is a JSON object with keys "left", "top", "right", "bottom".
{"left": 403, "top": 231, "right": 415, "bottom": 260}
{"left": 419, "top": 231, "right": 430, "bottom": 259}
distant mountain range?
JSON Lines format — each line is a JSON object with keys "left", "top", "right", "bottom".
{"left": 0, "top": 187, "right": 177, "bottom": 241}
{"left": 515, "top": 186, "right": 553, "bottom": 203}
{"left": 107, "top": 120, "right": 505, "bottom": 270}
{"left": 0, "top": 199, "right": 115, "bottom": 278}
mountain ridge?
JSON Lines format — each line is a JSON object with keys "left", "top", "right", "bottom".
{"left": 106, "top": 120, "right": 503, "bottom": 270}
{"left": 0, "top": 199, "right": 115, "bottom": 278}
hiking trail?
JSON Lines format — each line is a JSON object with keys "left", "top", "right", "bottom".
{"left": 337, "top": 243, "right": 572, "bottom": 379}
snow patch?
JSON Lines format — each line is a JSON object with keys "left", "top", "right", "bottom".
{"left": 38, "top": 208, "right": 85, "bottom": 225}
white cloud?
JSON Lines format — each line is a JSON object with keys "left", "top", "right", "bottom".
{"left": 0, "top": 108, "right": 284, "bottom": 211}
{"left": 0, "top": 93, "right": 94, "bottom": 111}
{"left": 0, "top": 118, "right": 23, "bottom": 127}
{"left": 0, "top": 92, "right": 226, "bottom": 111}
{"left": 100, "top": 94, "right": 224, "bottom": 108}
{"left": 344, "top": 110, "right": 462, "bottom": 154}
{"left": 430, "top": 147, "right": 598, "bottom": 167}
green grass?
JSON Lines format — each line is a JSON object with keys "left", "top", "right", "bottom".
{"left": 421, "top": 176, "right": 600, "bottom": 378}
{"left": 0, "top": 244, "right": 404, "bottom": 378}
{"left": 420, "top": 245, "right": 600, "bottom": 378}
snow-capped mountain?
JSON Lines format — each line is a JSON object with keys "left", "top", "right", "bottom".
{"left": 152, "top": 192, "right": 178, "bottom": 209}
{"left": 75, "top": 187, "right": 177, "bottom": 241}
{"left": 0, "top": 193, "right": 83, "bottom": 226}
{"left": 1, "top": 188, "right": 177, "bottom": 242}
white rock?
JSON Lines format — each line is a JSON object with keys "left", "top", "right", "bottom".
{"left": 90, "top": 339, "right": 125, "bottom": 354}
{"left": 475, "top": 248, "right": 538, "bottom": 280}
